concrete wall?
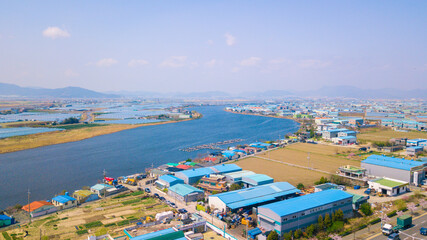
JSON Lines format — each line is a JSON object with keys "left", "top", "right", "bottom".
{"left": 361, "top": 163, "right": 411, "bottom": 183}
{"left": 208, "top": 196, "right": 227, "bottom": 212}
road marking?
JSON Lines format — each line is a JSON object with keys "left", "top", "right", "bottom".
{"left": 366, "top": 232, "right": 382, "bottom": 240}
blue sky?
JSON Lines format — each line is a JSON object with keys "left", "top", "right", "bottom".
{"left": 0, "top": 1, "right": 426, "bottom": 93}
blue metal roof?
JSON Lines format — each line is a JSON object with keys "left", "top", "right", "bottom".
{"left": 211, "top": 164, "right": 242, "bottom": 173}
{"left": 131, "top": 228, "right": 186, "bottom": 240}
{"left": 362, "top": 155, "right": 426, "bottom": 171}
{"left": 211, "top": 182, "right": 299, "bottom": 209}
{"left": 242, "top": 174, "right": 274, "bottom": 184}
{"left": 259, "top": 189, "right": 352, "bottom": 217}
{"left": 338, "top": 136, "right": 357, "bottom": 140}
{"left": 52, "top": 194, "right": 76, "bottom": 204}
{"left": 159, "top": 175, "right": 184, "bottom": 184}
{"left": 0, "top": 215, "right": 12, "bottom": 220}
{"left": 408, "top": 146, "right": 424, "bottom": 150}
{"left": 327, "top": 128, "right": 349, "bottom": 133}
{"left": 177, "top": 167, "right": 214, "bottom": 178}
{"left": 169, "top": 183, "right": 203, "bottom": 197}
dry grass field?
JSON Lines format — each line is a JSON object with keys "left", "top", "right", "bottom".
{"left": 0, "top": 119, "right": 191, "bottom": 154}
{"left": 235, "top": 157, "right": 329, "bottom": 186}
{"left": 1, "top": 192, "right": 174, "bottom": 240}
{"left": 358, "top": 128, "right": 427, "bottom": 142}
{"left": 235, "top": 143, "right": 364, "bottom": 186}
{"left": 258, "top": 143, "right": 361, "bottom": 172}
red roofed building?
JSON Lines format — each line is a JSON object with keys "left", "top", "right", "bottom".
{"left": 22, "top": 201, "right": 57, "bottom": 217}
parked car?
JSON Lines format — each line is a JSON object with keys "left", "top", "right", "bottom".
{"left": 153, "top": 193, "right": 159, "bottom": 198}
{"left": 170, "top": 202, "right": 177, "bottom": 208}
{"left": 178, "top": 208, "right": 187, "bottom": 214}
{"left": 159, "top": 197, "right": 165, "bottom": 201}
{"left": 359, "top": 147, "right": 367, "bottom": 151}
{"left": 387, "top": 233, "right": 400, "bottom": 240}
{"left": 420, "top": 227, "right": 427, "bottom": 236}
{"left": 145, "top": 188, "right": 151, "bottom": 193}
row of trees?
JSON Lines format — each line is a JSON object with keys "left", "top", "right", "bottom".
{"left": 267, "top": 209, "right": 345, "bottom": 240}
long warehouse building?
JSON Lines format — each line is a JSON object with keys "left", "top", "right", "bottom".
{"left": 361, "top": 155, "right": 427, "bottom": 185}
{"left": 257, "top": 189, "right": 353, "bottom": 238}
{"left": 208, "top": 182, "right": 300, "bottom": 212}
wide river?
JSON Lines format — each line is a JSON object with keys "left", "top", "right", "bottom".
{"left": 0, "top": 106, "right": 299, "bottom": 209}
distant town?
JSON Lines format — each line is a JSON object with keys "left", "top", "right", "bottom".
{"left": 1, "top": 97, "right": 426, "bottom": 240}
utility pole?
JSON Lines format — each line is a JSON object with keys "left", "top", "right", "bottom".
{"left": 27, "top": 188, "right": 31, "bottom": 223}
{"left": 307, "top": 152, "right": 311, "bottom": 169}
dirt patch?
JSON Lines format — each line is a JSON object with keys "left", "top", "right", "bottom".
{"left": 104, "top": 209, "right": 136, "bottom": 218}
{"left": 84, "top": 215, "right": 106, "bottom": 223}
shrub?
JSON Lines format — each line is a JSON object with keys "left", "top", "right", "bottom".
{"left": 130, "top": 191, "right": 144, "bottom": 196}
{"left": 104, "top": 223, "right": 116, "bottom": 227}
{"left": 122, "top": 198, "right": 142, "bottom": 205}
{"left": 2, "top": 232, "right": 12, "bottom": 240}
{"left": 328, "top": 221, "right": 344, "bottom": 233}
{"left": 360, "top": 203, "right": 373, "bottom": 216}
{"left": 296, "top": 183, "right": 305, "bottom": 190}
{"left": 76, "top": 229, "right": 88, "bottom": 235}
{"left": 117, "top": 220, "right": 130, "bottom": 226}
{"left": 84, "top": 221, "right": 103, "bottom": 228}
{"left": 369, "top": 218, "right": 381, "bottom": 225}
{"left": 387, "top": 210, "right": 397, "bottom": 218}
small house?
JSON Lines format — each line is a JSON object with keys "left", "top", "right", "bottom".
{"left": 0, "top": 215, "right": 14, "bottom": 227}
{"left": 73, "top": 190, "right": 99, "bottom": 204}
{"left": 52, "top": 193, "right": 77, "bottom": 210}
{"left": 90, "top": 183, "right": 114, "bottom": 197}
{"left": 21, "top": 200, "right": 57, "bottom": 217}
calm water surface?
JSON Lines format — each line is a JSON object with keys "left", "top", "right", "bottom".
{"left": 0, "top": 106, "right": 299, "bottom": 208}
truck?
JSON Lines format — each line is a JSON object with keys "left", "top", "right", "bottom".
{"left": 381, "top": 215, "right": 412, "bottom": 235}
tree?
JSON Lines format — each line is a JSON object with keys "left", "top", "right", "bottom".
{"left": 294, "top": 229, "right": 302, "bottom": 239}
{"left": 61, "top": 117, "right": 79, "bottom": 124}
{"left": 328, "top": 234, "right": 343, "bottom": 240}
{"left": 283, "top": 231, "right": 292, "bottom": 240}
{"left": 267, "top": 230, "right": 279, "bottom": 240}
{"left": 334, "top": 209, "right": 344, "bottom": 222}
{"left": 306, "top": 224, "right": 316, "bottom": 237}
{"left": 360, "top": 203, "right": 373, "bottom": 216}
{"left": 318, "top": 215, "right": 324, "bottom": 231}
{"left": 297, "top": 183, "right": 305, "bottom": 190}
{"left": 407, "top": 202, "right": 418, "bottom": 215}
{"left": 420, "top": 199, "right": 427, "bottom": 210}
{"left": 229, "top": 183, "right": 242, "bottom": 191}
{"left": 324, "top": 213, "right": 331, "bottom": 228}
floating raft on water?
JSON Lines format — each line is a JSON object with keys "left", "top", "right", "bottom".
{"left": 179, "top": 138, "right": 244, "bottom": 152}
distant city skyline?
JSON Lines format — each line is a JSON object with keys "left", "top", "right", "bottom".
{"left": 0, "top": 1, "right": 426, "bottom": 93}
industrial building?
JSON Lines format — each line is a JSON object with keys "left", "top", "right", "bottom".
{"left": 175, "top": 164, "right": 242, "bottom": 185}
{"left": 322, "top": 128, "right": 353, "bottom": 140}
{"left": 257, "top": 190, "right": 353, "bottom": 237}
{"left": 223, "top": 170, "right": 256, "bottom": 184}
{"left": 168, "top": 183, "right": 204, "bottom": 203}
{"left": 208, "top": 182, "right": 300, "bottom": 212}
{"left": 124, "top": 227, "right": 187, "bottom": 240}
{"left": 368, "top": 177, "right": 408, "bottom": 196}
{"left": 155, "top": 175, "right": 184, "bottom": 189}
{"left": 361, "top": 155, "right": 427, "bottom": 185}
{"left": 242, "top": 174, "right": 274, "bottom": 188}
{"left": 407, "top": 146, "right": 424, "bottom": 156}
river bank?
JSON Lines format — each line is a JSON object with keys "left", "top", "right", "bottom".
{"left": 224, "top": 109, "right": 307, "bottom": 133}
{"left": 0, "top": 118, "right": 196, "bottom": 154}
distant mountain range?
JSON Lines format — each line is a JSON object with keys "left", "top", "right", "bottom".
{"left": 0, "top": 83, "right": 118, "bottom": 98}
{"left": 1, "top": 82, "right": 426, "bottom": 99}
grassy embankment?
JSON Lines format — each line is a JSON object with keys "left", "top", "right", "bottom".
{"left": 0, "top": 119, "right": 195, "bottom": 154}
{"left": 234, "top": 143, "right": 365, "bottom": 187}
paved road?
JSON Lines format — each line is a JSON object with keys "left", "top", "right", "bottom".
{"left": 366, "top": 212, "right": 427, "bottom": 240}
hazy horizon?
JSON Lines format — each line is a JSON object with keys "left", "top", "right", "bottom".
{"left": 1, "top": 1, "right": 426, "bottom": 93}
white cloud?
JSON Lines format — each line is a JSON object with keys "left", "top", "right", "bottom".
{"left": 205, "top": 59, "right": 217, "bottom": 67}
{"left": 160, "top": 56, "right": 188, "bottom": 68}
{"left": 42, "top": 27, "right": 70, "bottom": 39}
{"left": 89, "top": 58, "right": 118, "bottom": 67}
{"left": 64, "top": 69, "right": 79, "bottom": 77}
{"left": 225, "top": 33, "right": 236, "bottom": 46}
{"left": 128, "top": 59, "right": 149, "bottom": 67}
{"left": 206, "top": 40, "right": 214, "bottom": 45}
{"left": 240, "top": 57, "right": 262, "bottom": 66}
{"left": 299, "top": 59, "right": 331, "bottom": 69}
